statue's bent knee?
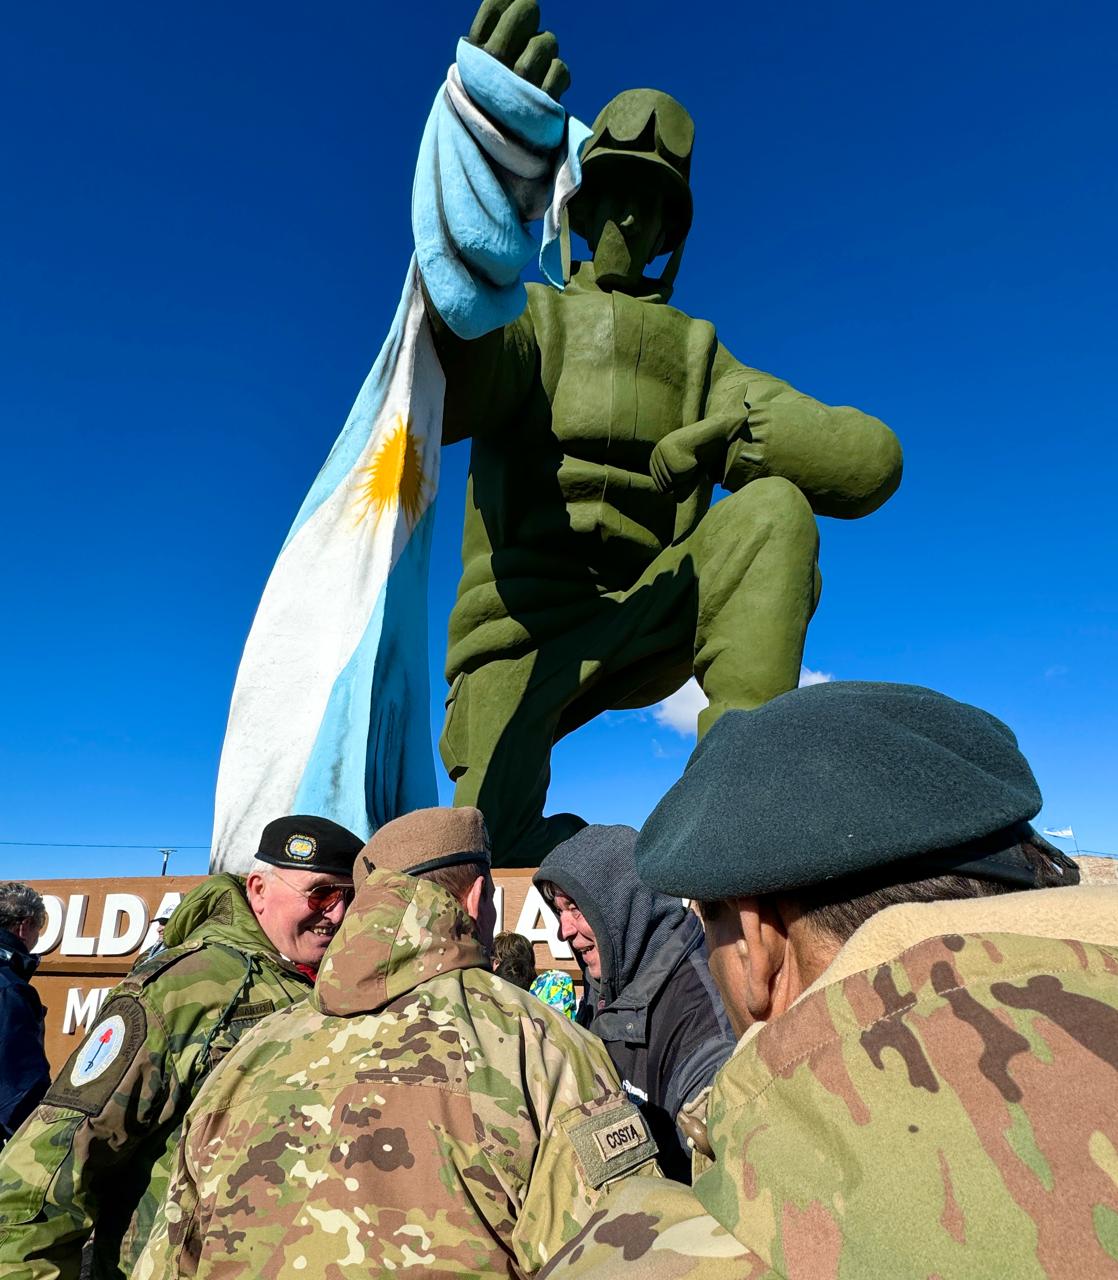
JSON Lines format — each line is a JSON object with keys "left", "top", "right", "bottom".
{"left": 713, "top": 476, "right": 817, "bottom": 549}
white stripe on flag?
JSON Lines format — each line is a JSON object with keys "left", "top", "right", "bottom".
{"left": 212, "top": 275, "right": 442, "bottom": 868}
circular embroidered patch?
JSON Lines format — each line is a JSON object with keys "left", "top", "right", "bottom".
{"left": 70, "top": 1014, "right": 127, "bottom": 1087}
{"left": 285, "top": 833, "right": 317, "bottom": 861}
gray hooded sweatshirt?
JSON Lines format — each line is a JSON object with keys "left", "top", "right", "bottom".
{"left": 534, "top": 825, "right": 735, "bottom": 1181}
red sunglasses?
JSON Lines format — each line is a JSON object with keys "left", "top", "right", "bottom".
{"left": 271, "top": 870, "right": 355, "bottom": 913}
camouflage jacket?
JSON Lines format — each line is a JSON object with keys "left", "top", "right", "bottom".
{"left": 135, "top": 867, "right": 660, "bottom": 1279}
{"left": 543, "top": 885, "right": 1118, "bottom": 1279}
{"left": 0, "top": 875, "right": 311, "bottom": 1280}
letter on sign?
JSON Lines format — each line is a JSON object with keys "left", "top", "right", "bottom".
{"left": 33, "top": 896, "right": 65, "bottom": 956}
{"left": 61, "top": 896, "right": 97, "bottom": 957}
{"left": 515, "top": 887, "right": 573, "bottom": 960}
{"left": 98, "top": 895, "right": 148, "bottom": 956}
{"left": 63, "top": 987, "right": 112, "bottom": 1035}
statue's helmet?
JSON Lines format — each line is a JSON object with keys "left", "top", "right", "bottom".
{"left": 569, "top": 89, "right": 695, "bottom": 253}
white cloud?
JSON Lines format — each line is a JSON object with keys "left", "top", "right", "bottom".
{"left": 798, "top": 665, "right": 834, "bottom": 687}
{"left": 651, "top": 679, "right": 708, "bottom": 734}
{"left": 651, "top": 666, "right": 834, "bottom": 736}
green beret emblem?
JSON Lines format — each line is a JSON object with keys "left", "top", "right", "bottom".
{"left": 285, "top": 833, "right": 317, "bottom": 861}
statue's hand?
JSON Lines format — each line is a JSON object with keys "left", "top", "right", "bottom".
{"left": 467, "top": 0, "right": 571, "bottom": 101}
{"left": 650, "top": 431, "right": 703, "bottom": 499}
{"left": 651, "top": 415, "right": 746, "bottom": 499}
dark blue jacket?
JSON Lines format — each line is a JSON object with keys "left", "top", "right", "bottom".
{"left": 0, "top": 927, "right": 51, "bottom": 1144}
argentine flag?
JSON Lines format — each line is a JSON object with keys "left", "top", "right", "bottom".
{"left": 212, "top": 42, "right": 589, "bottom": 871}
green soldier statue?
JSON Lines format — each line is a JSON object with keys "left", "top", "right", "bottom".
{"left": 430, "top": 1, "right": 903, "bottom": 865}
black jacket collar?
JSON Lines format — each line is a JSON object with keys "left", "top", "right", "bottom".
{"left": 588, "top": 912, "right": 705, "bottom": 1044}
{"left": 0, "top": 926, "right": 40, "bottom": 979}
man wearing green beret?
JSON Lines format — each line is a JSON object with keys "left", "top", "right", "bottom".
{"left": 0, "top": 815, "right": 362, "bottom": 1280}
{"left": 543, "top": 682, "right": 1118, "bottom": 1279}
{"left": 135, "top": 807, "right": 660, "bottom": 1279}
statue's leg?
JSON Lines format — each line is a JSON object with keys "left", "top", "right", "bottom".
{"left": 440, "top": 651, "right": 587, "bottom": 867}
{"left": 691, "top": 476, "right": 819, "bottom": 737}
{"left": 441, "top": 561, "right": 700, "bottom": 864}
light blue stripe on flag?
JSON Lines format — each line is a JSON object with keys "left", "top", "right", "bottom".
{"left": 293, "top": 502, "right": 438, "bottom": 835}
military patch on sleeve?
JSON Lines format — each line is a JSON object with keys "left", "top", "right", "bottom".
{"left": 564, "top": 1102, "right": 658, "bottom": 1189}
{"left": 44, "top": 997, "right": 147, "bottom": 1117}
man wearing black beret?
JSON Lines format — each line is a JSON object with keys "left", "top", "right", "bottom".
{"left": 0, "top": 813, "right": 362, "bottom": 1279}
{"left": 246, "top": 814, "right": 364, "bottom": 980}
{"left": 544, "top": 682, "right": 1118, "bottom": 1279}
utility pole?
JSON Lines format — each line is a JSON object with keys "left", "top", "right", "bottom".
{"left": 159, "top": 848, "right": 175, "bottom": 876}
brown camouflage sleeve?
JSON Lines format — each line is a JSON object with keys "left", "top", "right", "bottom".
{"left": 539, "top": 1179, "right": 770, "bottom": 1279}
{"left": 517, "top": 1091, "right": 661, "bottom": 1273}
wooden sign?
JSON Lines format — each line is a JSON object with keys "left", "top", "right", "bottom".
{"left": 26, "top": 871, "right": 575, "bottom": 1073}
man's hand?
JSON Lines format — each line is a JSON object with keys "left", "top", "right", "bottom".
{"left": 467, "top": 0, "right": 570, "bottom": 101}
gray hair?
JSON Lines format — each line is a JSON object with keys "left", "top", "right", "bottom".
{"left": 794, "top": 837, "right": 1073, "bottom": 946}
{"left": 0, "top": 882, "right": 47, "bottom": 933}
{"left": 246, "top": 858, "right": 276, "bottom": 880}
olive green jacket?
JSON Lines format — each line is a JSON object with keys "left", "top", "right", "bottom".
{"left": 0, "top": 875, "right": 311, "bottom": 1280}
{"left": 543, "top": 886, "right": 1118, "bottom": 1279}
{"left": 135, "top": 867, "right": 660, "bottom": 1279}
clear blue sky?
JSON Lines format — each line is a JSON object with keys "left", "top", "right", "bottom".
{"left": 2, "top": 1, "right": 1114, "bottom": 882}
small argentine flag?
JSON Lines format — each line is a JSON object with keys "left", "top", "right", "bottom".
{"left": 211, "top": 42, "right": 588, "bottom": 871}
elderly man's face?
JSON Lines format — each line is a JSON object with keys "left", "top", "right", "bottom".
{"left": 247, "top": 869, "right": 354, "bottom": 969}
{"left": 552, "top": 890, "right": 601, "bottom": 981}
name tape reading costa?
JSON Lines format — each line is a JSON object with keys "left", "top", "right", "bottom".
{"left": 564, "top": 1102, "right": 657, "bottom": 1190}
{"left": 593, "top": 1115, "right": 649, "bottom": 1162}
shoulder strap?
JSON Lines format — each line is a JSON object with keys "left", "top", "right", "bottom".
{"left": 116, "top": 940, "right": 206, "bottom": 993}
{"left": 195, "top": 944, "right": 258, "bottom": 1074}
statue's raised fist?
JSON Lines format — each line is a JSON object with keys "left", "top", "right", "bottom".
{"left": 467, "top": 0, "right": 570, "bottom": 101}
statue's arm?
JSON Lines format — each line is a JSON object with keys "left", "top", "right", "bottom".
{"left": 423, "top": 281, "right": 538, "bottom": 445}
{"left": 420, "top": 1, "right": 568, "bottom": 446}
{"left": 708, "top": 343, "right": 903, "bottom": 518}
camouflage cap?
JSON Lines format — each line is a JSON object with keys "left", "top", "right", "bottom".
{"left": 637, "top": 681, "right": 1069, "bottom": 900}
{"left": 255, "top": 815, "right": 363, "bottom": 878}
{"left": 358, "top": 807, "right": 491, "bottom": 883}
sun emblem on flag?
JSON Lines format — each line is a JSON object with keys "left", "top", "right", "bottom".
{"left": 354, "top": 415, "right": 428, "bottom": 530}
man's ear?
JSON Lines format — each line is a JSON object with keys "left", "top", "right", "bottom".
{"left": 245, "top": 872, "right": 267, "bottom": 918}
{"left": 739, "top": 896, "right": 790, "bottom": 1022}
{"left": 462, "top": 874, "right": 485, "bottom": 924}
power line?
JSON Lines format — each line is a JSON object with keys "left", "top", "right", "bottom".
{"left": 0, "top": 840, "right": 210, "bottom": 850}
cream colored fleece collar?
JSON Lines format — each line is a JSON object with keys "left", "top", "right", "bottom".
{"left": 806, "top": 883, "right": 1118, "bottom": 997}
{"left": 732, "top": 884, "right": 1118, "bottom": 1055}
